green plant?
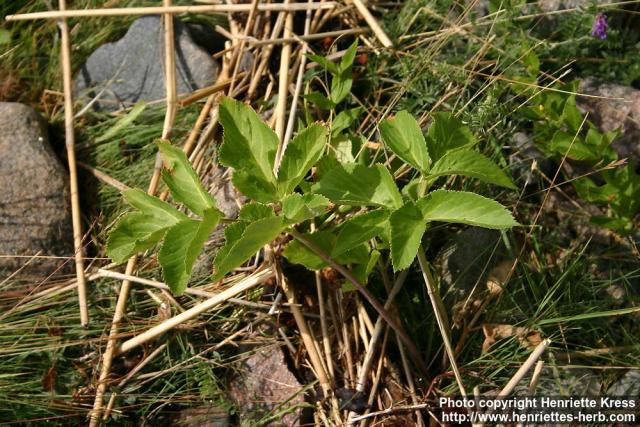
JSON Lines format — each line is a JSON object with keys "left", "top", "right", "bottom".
{"left": 106, "top": 96, "right": 518, "bottom": 299}
{"left": 520, "top": 81, "right": 639, "bottom": 234}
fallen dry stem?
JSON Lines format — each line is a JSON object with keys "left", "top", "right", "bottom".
{"left": 116, "top": 268, "right": 274, "bottom": 354}
{"left": 5, "top": 2, "right": 338, "bottom": 21}
{"left": 58, "top": 0, "right": 88, "bottom": 327}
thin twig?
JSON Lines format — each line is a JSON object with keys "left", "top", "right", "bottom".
{"left": 116, "top": 268, "right": 274, "bottom": 354}
{"left": 274, "top": 0, "right": 293, "bottom": 159}
{"left": 417, "top": 247, "right": 467, "bottom": 396}
{"left": 499, "top": 339, "right": 551, "bottom": 397}
{"left": 5, "top": 2, "right": 338, "bottom": 21}
{"left": 89, "top": 3, "right": 179, "bottom": 423}
{"left": 349, "top": 0, "right": 393, "bottom": 47}
{"left": 58, "top": 0, "right": 88, "bottom": 327}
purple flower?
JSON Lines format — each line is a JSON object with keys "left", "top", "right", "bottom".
{"left": 591, "top": 13, "right": 608, "bottom": 39}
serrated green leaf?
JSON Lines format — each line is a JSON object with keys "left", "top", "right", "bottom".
{"left": 213, "top": 216, "right": 283, "bottom": 280}
{"left": 106, "top": 212, "right": 168, "bottom": 263}
{"left": 332, "top": 108, "right": 362, "bottom": 137}
{"left": 307, "top": 53, "right": 339, "bottom": 75}
{"left": 305, "top": 92, "right": 335, "bottom": 110}
{"left": 239, "top": 203, "right": 275, "bottom": 221}
{"left": 312, "top": 163, "right": 403, "bottom": 209}
{"left": 283, "top": 230, "right": 370, "bottom": 271}
{"left": 277, "top": 124, "right": 328, "bottom": 195}
{"left": 231, "top": 169, "right": 280, "bottom": 203}
{"left": 219, "top": 96, "right": 278, "bottom": 187}
{"left": 389, "top": 202, "right": 426, "bottom": 271}
{"left": 417, "top": 190, "right": 518, "bottom": 229}
{"left": 282, "top": 193, "right": 329, "bottom": 223}
{"left": 379, "top": 110, "right": 430, "bottom": 173}
{"left": 330, "top": 41, "right": 357, "bottom": 104}
{"left": 334, "top": 210, "right": 389, "bottom": 256}
{"left": 158, "top": 140, "right": 216, "bottom": 216}
{"left": 426, "top": 112, "right": 477, "bottom": 161}
{"left": 428, "top": 149, "right": 517, "bottom": 189}
{"left": 158, "top": 208, "right": 222, "bottom": 295}
{"left": 123, "top": 188, "right": 188, "bottom": 224}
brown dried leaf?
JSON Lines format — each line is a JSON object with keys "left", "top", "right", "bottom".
{"left": 482, "top": 323, "right": 542, "bottom": 353}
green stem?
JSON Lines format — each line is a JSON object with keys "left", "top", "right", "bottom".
{"left": 416, "top": 245, "right": 467, "bottom": 396}
{"left": 288, "top": 228, "right": 428, "bottom": 374}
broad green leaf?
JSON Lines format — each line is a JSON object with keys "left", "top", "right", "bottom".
{"left": 417, "top": 190, "right": 518, "bottom": 229}
{"left": 283, "top": 231, "right": 335, "bottom": 270}
{"left": 123, "top": 188, "right": 187, "bottom": 224}
{"left": 282, "top": 193, "right": 329, "bottom": 223}
{"left": 213, "top": 216, "right": 283, "bottom": 280}
{"left": 158, "top": 140, "right": 216, "bottom": 216}
{"left": 106, "top": 212, "right": 168, "bottom": 263}
{"left": 158, "top": 208, "right": 222, "bottom": 295}
{"left": 389, "top": 202, "right": 426, "bottom": 271}
{"left": 312, "top": 163, "right": 403, "bottom": 209}
{"left": 331, "top": 135, "right": 355, "bottom": 163}
{"left": 333, "top": 210, "right": 390, "bottom": 256}
{"left": 350, "top": 249, "right": 381, "bottom": 289}
{"left": 574, "top": 177, "right": 617, "bottom": 204}
{"left": 231, "top": 169, "right": 280, "bottom": 203}
{"left": 305, "top": 92, "right": 335, "bottom": 110}
{"left": 239, "top": 203, "right": 275, "bottom": 221}
{"left": 426, "top": 112, "right": 477, "bottom": 161}
{"left": 379, "top": 110, "right": 430, "bottom": 172}
{"left": 283, "top": 230, "right": 370, "bottom": 271}
{"left": 339, "top": 40, "right": 358, "bottom": 72}
{"left": 277, "top": 124, "right": 328, "bottom": 195}
{"left": 330, "top": 41, "right": 357, "bottom": 104}
{"left": 307, "top": 53, "right": 339, "bottom": 75}
{"left": 548, "top": 130, "right": 594, "bottom": 161}
{"left": 332, "top": 108, "right": 362, "bottom": 137}
{"left": 218, "top": 97, "right": 278, "bottom": 187}
{"left": 96, "top": 102, "right": 146, "bottom": 142}
{"left": 401, "top": 177, "right": 430, "bottom": 201}
{"left": 428, "top": 149, "right": 517, "bottom": 190}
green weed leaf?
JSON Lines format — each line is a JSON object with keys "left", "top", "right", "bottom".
{"left": 312, "top": 163, "right": 403, "bottom": 209}
{"left": 277, "top": 124, "right": 328, "bottom": 195}
{"left": 219, "top": 96, "right": 279, "bottom": 201}
{"left": 379, "top": 110, "right": 430, "bottom": 173}
{"left": 426, "top": 112, "right": 477, "bottom": 161}
{"left": 334, "top": 210, "right": 390, "bottom": 256}
{"left": 158, "top": 140, "right": 216, "bottom": 216}
{"left": 330, "top": 41, "right": 357, "bottom": 104}
{"left": 106, "top": 212, "right": 170, "bottom": 263}
{"left": 213, "top": 216, "right": 284, "bottom": 281}
{"left": 428, "top": 149, "right": 517, "bottom": 189}
{"left": 282, "top": 193, "right": 329, "bottom": 223}
{"left": 389, "top": 202, "right": 426, "bottom": 271}
{"left": 417, "top": 190, "right": 518, "bottom": 229}
{"left": 158, "top": 208, "right": 222, "bottom": 295}
{"left": 96, "top": 102, "right": 146, "bottom": 142}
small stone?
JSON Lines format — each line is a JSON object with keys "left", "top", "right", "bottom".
{"left": 75, "top": 16, "right": 219, "bottom": 111}
{"left": 228, "top": 347, "right": 304, "bottom": 426}
{"left": 508, "top": 132, "right": 553, "bottom": 187}
{"left": 608, "top": 369, "right": 640, "bottom": 395}
{"left": 0, "top": 103, "right": 73, "bottom": 274}
{"left": 578, "top": 78, "right": 640, "bottom": 164}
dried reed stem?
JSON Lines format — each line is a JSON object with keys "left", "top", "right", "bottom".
{"left": 349, "top": 0, "right": 393, "bottom": 47}
{"left": 499, "top": 339, "right": 551, "bottom": 397}
{"left": 58, "top": 0, "right": 88, "bottom": 327}
{"left": 5, "top": 2, "right": 337, "bottom": 21}
{"left": 274, "top": 1, "right": 293, "bottom": 158}
{"left": 89, "top": 4, "right": 179, "bottom": 424}
{"left": 248, "top": 11, "right": 285, "bottom": 98}
{"left": 116, "top": 268, "right": 274, "bottom": 354}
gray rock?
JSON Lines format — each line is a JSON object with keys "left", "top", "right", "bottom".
{"left": 0, "top": 103, "right": 73, "bottom": 274}
{"left": 608, "top": 370, "right": 640, "bottom": 396}
{"left": 509, "top": 132, "right": 554, "bottom": 187}
{"left": 228, "top": 347, "right": 304, "bottom": 426}
{"left": 578, "top": 78, "right": 640, "bottom": 164}
{"left": 75, "top": 16, "right": 219, "bottom": 111}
